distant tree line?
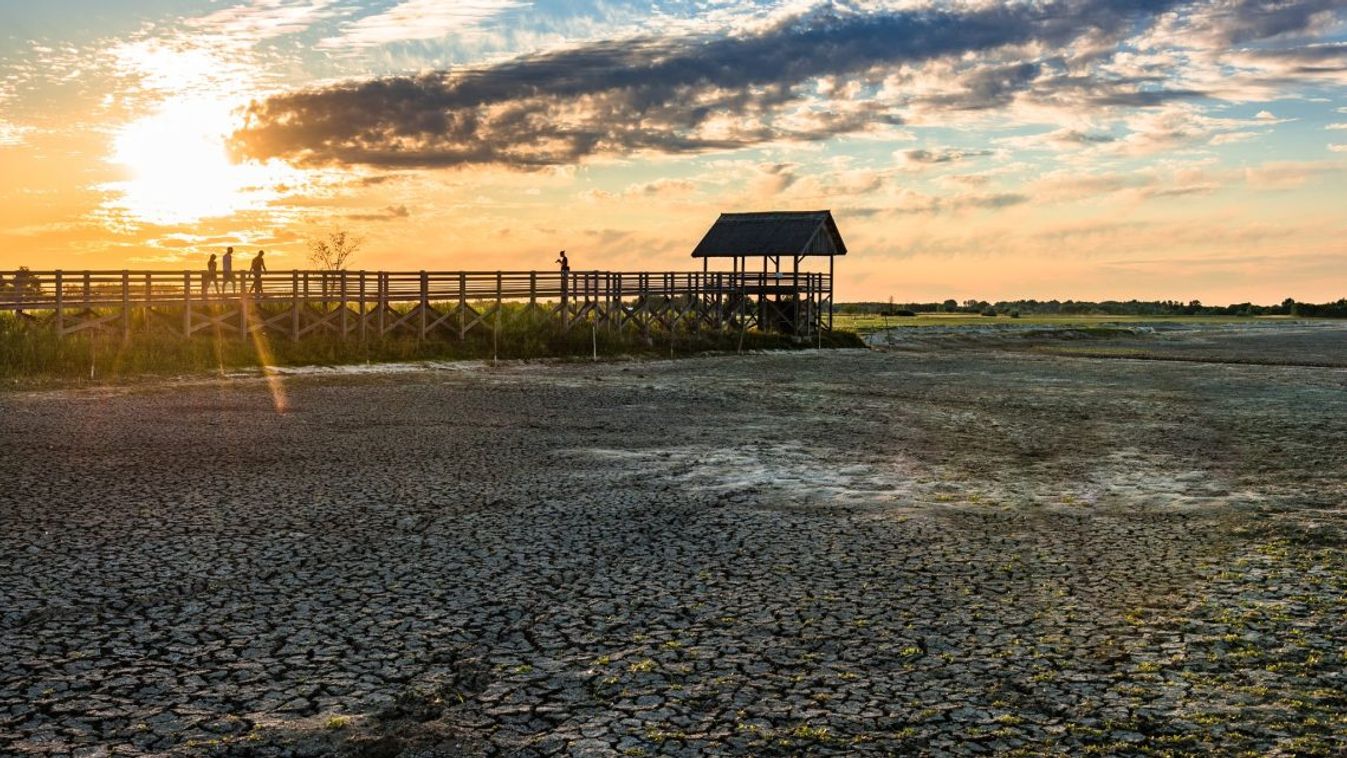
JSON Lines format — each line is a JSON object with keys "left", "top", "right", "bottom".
{"left": 839, "top": 297, "right": 1347, "bottom": 318}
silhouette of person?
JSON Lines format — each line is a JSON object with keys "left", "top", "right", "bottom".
{"left": 250, "top": 250, "right": 266, "bottom": 295}
{"left": 222, "top": 247, "right": 235, "bottom": 292}
{"left": 203, "top": 253, "right": 219, "bottom": 297}
{"left": 556, "top": 250, "right": 570, "bottom": 305}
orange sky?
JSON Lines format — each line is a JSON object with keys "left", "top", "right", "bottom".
{"left": 2, "top": 1, "right": 1345, "bottom": 304}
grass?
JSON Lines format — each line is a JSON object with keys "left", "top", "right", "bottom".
{"left": 0, "top": 305, "right": 864, "bottom": 387}
{"left": 833, "top": 311, "right": 1307, "bottom": 335}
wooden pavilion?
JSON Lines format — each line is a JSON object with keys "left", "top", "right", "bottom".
{"left": 691, "top": 210, "right": 844, "bottom": 333}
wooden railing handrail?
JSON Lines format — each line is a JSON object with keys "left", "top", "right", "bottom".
{"left": 0, "top": 268, "right": 831, "bottom": 308}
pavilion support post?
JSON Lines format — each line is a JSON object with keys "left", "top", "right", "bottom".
{"left": 829, "top": 255, "right": 834, "bottom": 331}
{"left": 792, "top": 262, "right": 800, "bottom": 336}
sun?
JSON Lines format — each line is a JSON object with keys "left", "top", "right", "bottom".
{"left": 107, "top": 96, "right": 304, "bottom": 226}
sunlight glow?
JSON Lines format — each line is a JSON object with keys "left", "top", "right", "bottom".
{"left": 105, "top": 97, "right": 307, "bottom": 226}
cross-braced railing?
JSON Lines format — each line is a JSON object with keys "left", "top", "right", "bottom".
{"left": 0, "top": 269, "right": 833, "bottom": 339}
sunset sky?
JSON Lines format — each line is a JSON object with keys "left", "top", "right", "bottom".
{"left": 1, "top": 0, "right": 1344, "bottom": 303}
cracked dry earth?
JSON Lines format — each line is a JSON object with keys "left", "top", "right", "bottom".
{"left": 2, "top": 324, "right": 1346, "bottom": 757}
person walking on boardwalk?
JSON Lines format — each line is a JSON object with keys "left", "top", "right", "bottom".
{"left": 222, "top": 247, "right": 235, "bottom": 293}
{"left": 202, "top": 253, "right": 219, "bottom": 297}
{"left": 250, "top": 249, "right": 266, "bottom": 295}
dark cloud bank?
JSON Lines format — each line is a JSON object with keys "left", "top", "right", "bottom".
{"left": 230, "top": 0, "right": 1343, "bottom": 169}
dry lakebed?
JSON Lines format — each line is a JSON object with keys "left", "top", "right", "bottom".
{"left": 2, "top": 321, "right": 1345, "bottom": 756}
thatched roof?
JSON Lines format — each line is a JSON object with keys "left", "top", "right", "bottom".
{"left": 691, "top": 210, "right": 847, "bottom": 258}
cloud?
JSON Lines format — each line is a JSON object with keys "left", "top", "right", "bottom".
{"left": 1244, "top": 159, "right": 1345, "bottom": 187}
{"left": 866, "top": 188, "right": 1030, "bottom": 216}
{"left": 188, "top": 0, "right": 341, "bottom": 43}
{"left": 231, "top": 0, "right": 1203, "bottom": 169}
{"left": 346, "top": 204, "right": 411, "bottom": 221}
{"left": 997, "top": 128, "right": 1118, "bottom": 151}
{"left": 901, "top": 148, "right": 995, "bottom": 165}
{"left": 319, "top": 0, "right": 527, "bottom": 49}
{"left": 1140, "top": 183, "right": 1218, "bottom": 198}
{"left": 0, "top": 120, "right": 33, "bottom": 147}
{"left": 1232, "top": 41, "right": 1347, "bottom": 75}
{"left": 1326, "top": 123, "right": 1347, "bottom": 130}
{"left": 1149, "top": 0, "right": 1346, "bottom": 47}
{"left": 1331, "top": 143, "right": 1347, "bottom": 153}
{"left": 624, "top": 178, "right": 697, "bottom": 197}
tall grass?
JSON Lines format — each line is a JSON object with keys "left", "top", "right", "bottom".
{"left": 0, "top": 303, "right": 862, "bottom": 386}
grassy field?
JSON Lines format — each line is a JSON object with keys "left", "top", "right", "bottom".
{"left": 833, "top": 311, "right": 1303, "bottom": 335}
{"left": 0, "top": 307, "right": 863, "bottom": 387}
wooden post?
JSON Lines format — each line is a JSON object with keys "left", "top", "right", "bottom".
{"left": 378, "top": 273, "right": 387, "bottom": 337}
{"left": 121, "top": 271, "right": 130, "bottom": 338}
{"left": 458, "top": 272, "right": 467, "bottom": 339}
{"left": 183, "top": 272, "right": 192, "bottom": 337}
{"left": 340, "top": 270, "right": 348, "bottom": 337}
{"left": 419, "top": 270, "right": 428, "bottom": 339}
{"left": 54, "top": 272, "right": 63, "bottom": 337}
{"left": 529, "top": 271, "right": 537, "bottom": 309}
{"left": 561, "top": 269, "right": 570, "bottom": 331}
{"left": 358, "top": 270, "right": 367, "bottom": 342}
{"left": 792, "top": 265, "right": 800, "bottom": 336}
{"left": 614, "top": 273, "right": 623, "bottom": 333}
{"left": 239, "top": 281, "right": 249, "bottom": 340}
{"left": 716, "top": 273, "right": 725, "bottom": 332}
{"left": 737, "top": 271, "right": 747, "bottom": 353}
{"left": 291, "top": 271, "right": 301, "bottom": 341}
{"left": 828, "top": 255, "right": 834, "bottom": 331}
{"left": 493, "top": 270, "right": 502, "bottom": 362}
{"left": 640, "top": 273, "right": 649, "bottom": 340}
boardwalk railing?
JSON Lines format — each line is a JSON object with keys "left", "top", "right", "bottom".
{"left": 0, "top": 269, "right": 833, "bottom": 339}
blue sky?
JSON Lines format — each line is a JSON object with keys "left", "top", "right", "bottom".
{"left": 1, "top": 1, "right": 1344, "bottom": 301}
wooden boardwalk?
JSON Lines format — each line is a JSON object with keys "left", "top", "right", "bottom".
{"left": 0, "top": 269, "right": 833, "bottom": 339}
